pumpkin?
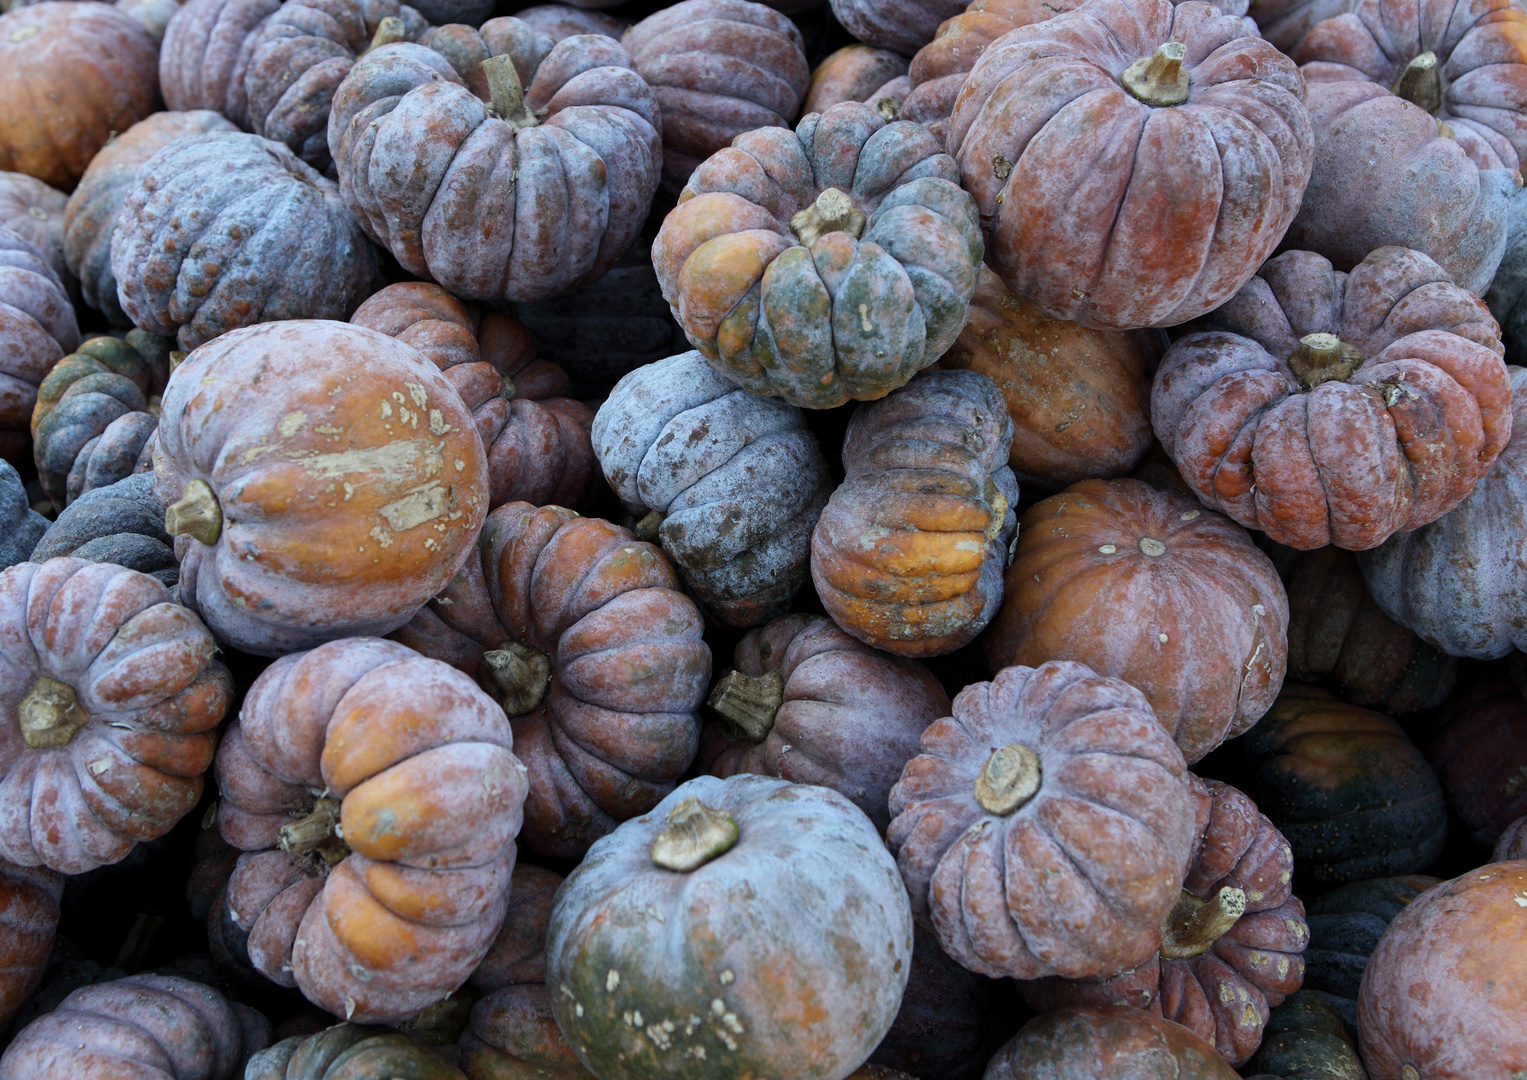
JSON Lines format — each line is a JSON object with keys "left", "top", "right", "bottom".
{"left": 984, "top": 1006, "right": 1240, "bottom": 1080}
{"left": 652, "top": 102, "right": 983, "bottom": 408}
{"left": 888, "top": 660, "right": 1198, "bottom": 981}
{"left": 151, "top": 320, "right": 489, "bottom": 656}
{"left": 1241, "top": 685, "right": 1446, "bottom": 890}
{"left": 0, "top": 229, "right": 78, "bottom": 468}
{"left": 215, "top": 637, "right": 528, "bottom": 1023}
{"left": 624, "top": 0, "right": 808, "bottom": 191}
{"left": 812, "top": 370, "right": 1017, "bottom": 657}
{"left": 829, "top": 0, "right": 965, "bottom": 56}
{"left": 1301, "top": 874, "right": 1439, "bottom": 1029}
{"left": 592, "top": 351, "right": 832, "bottom": 626}
{"left": 1241, "top": 990, "right": 1369, "bottom": 1080}
{"left": 63, "top": 111, "right": 239, "bottom": 327}
{"left": 245, "top": 1023, "right": 466, "bottom": 1080}
{"left": 117, "top": 0, "right": 183, "bottom": 42}
{"left": 1283, "top": 547, "right": 1456, "bottom": 716}
{"left": 546, "top": 773, "right": 914, "bottom": 1080}
{"left": 0, "top": 173, "right": 69, "bottom": 290}
{"left": 328, "top": 21, "right": 661, "bottom": 308}
{"left": 0, "top": 557, "right": 231, "bottom": 874}
{"left": 985, "top": 478, "right": 1286, "bottom": 764}
{"left": 698, "top": 613, "right": 950, "bottom": 831}
{"left": 515, "top": 5, "right": 626, "bottom": 42}
{"left": 1280, "top": 82, "right": 1515, "bottom": 297}
{"left": 1357, "top": 862, "right": 1527, "bottom": 1079}
{"left": 30, "top": 472, "right": 177, "bottom": 587}
{"left": 1496, "top": 816, "right": 1527, "bottom": 860}
{"left": 940, "top": 267, "right": 1160, "bottom": 492}
{"left": 948, "top": 0, "right": 1312, "bottom": 331}
{"left": 1426, "top": 675, "right": 1527, "bottom": 848}
{"left": 804, "top": 44, "right": 911, "bottom": 118}
{"left": 1486, "top": 188, "right": 1527, "bottom": 360}
{"left": 0, "top": 2, "right": 160, "bottom": 189}
{"left": 1153, "top": 246, "right": 1512, "bottom": 551}
{"left": 1358, "top": 365, "right": 1527, "bottom": 659}
{"left": 0, "top": 858, "right": 61, "bottom": 1030}
{"left": 0, "top": 459, "right": 47, "bottom": 571}
{"left": 1246, "top": 0, "right": 1356, "bottom": 53}
{"left": 0, "top": 973, "right": 269, "bottom": 1079}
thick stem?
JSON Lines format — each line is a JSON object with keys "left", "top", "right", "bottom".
{"left": 973, "top": 744, "right": 1042, "bottom": 816}
{"left": 368, "top": 15, "right": 407, "bottom": 51}
{"left": 708, "top": 668, "right": 785, "bottom": 743}
{"left": 483, "top": 54, "right": 540, "bottom": 130}
{"left": 1289, "top": 332, "right": 1364, "bottom": 390}
{"left": 279, "top": 797, "right": 344, "bottom": 856}
{"left": 649, "top": 798, "right": 739, "bottom": 872}
{"left": 1158, "top": 886, "right": 1247, "bottom": 959}
{"left": 1392, "top": 51, "right": 1442, "bottom": 115}
{"left": 875, "top": 95, "right": 901, "bottom": 122}
{"left": 983, "top": 476, "right": 1008, "bottom": 543}
{"left": 499, "top": 374, "right": 516, "bottom": 401}
{"left": 633, "top": 509, "right": 665, "bottom": 542}
{"left": 790, "top": 187, "right": 867, "bottom": 246}
{"left": 1121, "top": 42, "right": 1190, "bottom": 107}
{"left": 165, "top": 478, "right": 222, "bottom": 546}
{"left": 18, "top": 676, "right": 91, "bottom": 749}
{"left": 481, "top": 642, "right": 552, "bottom": 717}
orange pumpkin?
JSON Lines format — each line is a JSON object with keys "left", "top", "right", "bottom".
{"left": 803, "top": 44, "right": 910, "bottom": 117}
{"left": 0, "top": 858, "right": 60, "bottom": 1030}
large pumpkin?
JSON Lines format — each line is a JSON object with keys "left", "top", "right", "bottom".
{"left": 1241, "top": 990, "right": 1368, "bottom": 1080}
{"left": 546, "top": 773, "right": 914, "bottom": 1080}
{"left": 391, "top": 502, "right": 711, "bottom": 861}
{"left": 812, "top": 370, "right": 1018, "bottom": 658}
{"left": 652, "top": 101, "right": 983, "bottom": 408}
{"left": 151, "top": 320, "right": 489, "bottom": 656}
{"left": 0, "top": 172, "right": 70, "bottom": 290}
{"left": 1426, "top": 675, "right": 1527, "bottom": 848}
{"left": 0, "top": 557, "right": 231, "bottom": 874}
{"left": 0, "top": 229, "right": 77, "bottom": 468}
{"left": 984, "top": 1006, "right": 1240, "bottom": 1080}
{"left": 829, "top": 0, "right": 965, "bottom": 56}
{"left": 1301, "top": 874, "right": 1439, "bottom": 1028}
{"left": 246, "top": 1023, "right": 466, "bottom": 1080}
{"left": 30, "top": 472, "right": 178, "bottom": 587}
{"left": 0, "top": 858, "right": 60, "bottom": 1030}
{"left": 0, "top": 460, "right": 46, "bottom": 571}
{"left": 592, "top": 350, "right": 832, "bottom": 626}
{"left": 803, "top": 44, "right": 910, "bottom": 117}
{"left": 1153, "top": 246, "right": 1512, "bottom": 551}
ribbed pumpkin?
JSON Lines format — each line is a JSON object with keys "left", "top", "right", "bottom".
{"left": 30, "top": 472, "right": 177, "bottom": 587}
{"left": 0, "top": 557, "right": 231, "bottom": 874}
{"left": 151, "top": 320, "right": 489, "bottom": 656}
{"left": 593, "top": 351, "right": 832, "bottom": 626}
{"left": 804, "top": 44, "right": 911, "bottom": 117}
{"left": 246, "top": 1024, "right": 465, "bottom": 1080}
{"left": 0, "top": 173, "right": 69, "bottom": 290}
{"left": 653, "top": 102, "right": 983, "bottom": 408}
{"left": 1153, "top": 246, "right": 1513, "bottom": 551}
{"left": 889, "top": 660, "right": 1197, "bottom": 981}
{"left": 829, "top": 0, "right": 965, "bottom": 56}
{"left": 1241, "top": 685, "right": 1446, "bottom": 890}
{"left": 0, "top": 460, "right": 46, "bottom": 571}
{"left": 516, "top": 5, "right": 627, "bottom": 43}
{"left": 390, "top": 502, "right": 711, "bottom": 861}
{"left": 0, "top": 859, "right": 61, "bottom": 1030}
{"left": 984, "top": 1006, "right": 1240, "bottom": 1080}
{"left": 1246, "top": 0, "right": 1355, "bottom": 52}
{"left": 812, "top": 370, "right": 1018, "bottom": 658}
{"left": 699, "top": 613, "right": 950, "bottom": 831}
{"left": 1241, "top": 990, "right": 1369, "bottom": 1080}
{"left": 546, "top": 773, "right": 914, "bottom": 1080}
{"left": 0, "top": 229, "right": 78, "bottom": 467}
{"left": 0, "top": 2, "right": 161, "bottom": 189}
{"left": 215, "top": 637, "right": 528, "bottom": 1024}
{"left": 1426, "top": 675, "right": 1527, "bottom": 848}
{"left": 1301, "top": 874, "right": 1439, "bottom": 1027}
{"left": 1496, "top": 816, "right": 1527, "bottom": 860}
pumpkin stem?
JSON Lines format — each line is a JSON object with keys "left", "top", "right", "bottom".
{"left": 168, "top": 350, "right": 189, "bottom": 373}
{"left": 875, "top": 96, "right": 901, "bottom": 121}
{"left": 1392, "top": 51, "right": 1442, "bottom": 115}
{"left": 481, "top": 642, "right": 552, "bottom": 717}
{"left": 983, "top": 476, "right": 1008, "bottom": 543}
{"left": 1159, "top": 886, "right": 1247, "bottom": 959}
{"left": 790, "top": 187, "right": 867, "bottom": 246}
{"left": 632, "top": 509, "right": 665, "bottom": 542}
{"left": 1121, "top": 42, "right": 1190, "bottom": 107}
{"left": 165, "top": 478, "right": 222, "bottom": 546}
{"left": 1289, "top": 332, "right": 1364, "bottom": 390}
{"left": 708, "top": 668, "right": 785, "bottom": 743}
{"left": 367, "top": 15, "right": 408, "bottom": 51}
{"left": 650, "top": 797, "right": 739, "bottom": 872}
{"left": 499, "top": 374, "right": 516, "bottom": 400}
{"left": 973, "top": 743, "right": 1042, "bottom": 815}
{"left": 279, "top": 797, "right": 345, "bottom": 857}
{"left": 483, "top": 54, "right": 540, "bottom": 130}
{"left": 18, "top": 676, "right": 91, "bottom": 749}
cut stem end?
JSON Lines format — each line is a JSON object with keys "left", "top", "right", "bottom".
{"left": 481, "top": 642, "right": 552, "bottom": 717}
{"left": 650, "top": 798, "right": 739, "bottom": 872}
{"left": 790, "top": 187, "right": 867, "bottom": 246}
{"left": 1289, "top": 332, "right": 1364, "bottom": 390}
{"left": 483, "top": 54, "right": 540, "bottom": 130}
{"left": 974, "top": 743, "right": 1042, "bottom": 815}
{"left": 165, "top": 478, "right": 222, "bottom": 546}
{"left": 279, "top": 797, "right": 346, "bottom": 858}
{"left": 1159, "top": 886, "right": 1247, "bottom": 959}
{"left": 18, "top": 675, "right": 91, "bottom": 749}
{"left": 1392, "top": 51, "right": 1442, "bottom": 115}
{"left": 1121, "top": 42, "right": 1190, "bottom": 107}
{"left": 708, "top": 668, "right": 785, "bottom": 743}
{"left": 368, "top": 15, "right": 407, "bottom": 51}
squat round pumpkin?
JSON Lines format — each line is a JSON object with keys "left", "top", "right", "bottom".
{"left": 829, "top": 0, "right": 965, "bottom": 57}
{"left": 984, "top": 1005, "right": 1240, "bottom": 1080}
{"left": 246, "top": 1023, "right": 465, "bottom": 1080}
{"left": 0, "top": 229, "right": 77, "bottom": 468}
{"left": 0, "top": 173, "right": 69, "bottom": 291}
{"left": 1241, "top": 990, "right": 1368, "bottom": 1080}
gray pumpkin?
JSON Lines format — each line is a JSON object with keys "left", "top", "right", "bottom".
{"left": 30, "top": 472, "right": 177, "bottom": 588}
{"left": 0, "top": 459, "right": 47, "bottom": 571}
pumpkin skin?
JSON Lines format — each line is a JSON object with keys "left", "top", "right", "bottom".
{"left": 949, "top": 0, "right": 1312, "bottom": 331}
{"left": 0, "top": 459, "right": 47, "bottom": 571}
{"left": 984, "top": 1005, "right": 1240, "bottom": 1080}
{"left": 1247, "top": 0, "right": 1356, "bottom": 53}
{"left": 1241, "top": 685, "right": 1446, "bottom": 890}
{"left": 151, "top": 320, "right": 489, "bottom": 657}
{"left": 1495, "top": 816, "right": 1527, "bottom": 860}
{"left": 0, "top": 858, "right": 61, "bottom": 1030}
{"left": 0, "top": 173, "right": 70, "bottom": 290}
{"left": 1301, "top": 874, "right": 1439, "bottom": 1029}
{"left": 1241, "top": 990, "right": 1369, "bottom": 1080}
{"left": 653, "top": 102, "right": 983, "bottom": 409}
{"left": 390, "top": 502, "right": 712, "bottom": 862}
{"left": 698, "top": 613, "right": 950, "bottom": 831}
{"left": 1358, "top": 365, "right": 1527, "bottom": 659}
{"left": 1152, "top": 246, "right": 1513, "bottom": 552}
{"left": 829, "top": 0, "right": 965, "bottom": 56}
{"left": 985, "top": 478, "right": 1286, "bottom": 764}
{"left": 0, "top": 229, "right": 78, "bottom": 468}
{"left": 0, "top": 2, "right": 161, "bottom": 190}
{"left": 0, "top": 557, "right": 231, "bottom": 875}
{"left": 546, "top": 773, "right": 914, "bottom": 1080}
{"left": 804, "top": 45, "right": 911, "bottom": 117}
{"left": 888, "top": 660, "right": 1197, "bottom": 981}
{"left": 593, "top": 351, "right": 832, "bottom": 626}
{"left": 1426, "top": 675, "right": 1527, "bottom": 848}
{"left": 246, "top": 1024, "right": 466, "bottom": 1080}
{"left": 31, "top": 472, "right": 177, "bottom": 587}
{"left": 624, "top": 0, "right": 809, "bottom": 191}
{"left": 1357, "top": 862, "right": 1527, "bottom": 1080}
{"left": 515, "top": 5, "right": 627, "bottom": 43}
{"left": 813, "top": 371, "right": 1018, "bottom": 658}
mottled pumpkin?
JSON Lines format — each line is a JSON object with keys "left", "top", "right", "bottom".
{"left": 0, "top": 2, "right": 161, "bottom": 189}
{"left": 653, "top": 102, "right": 983, "bottom": 408}
{"left": 0, "top": 459, "right": 47, "bottom": 571}
{"left": 151, "top": 320, "right": 489, "bottom": 656}
{"left": 829, "top": 0, "right": 965, "bottom": 56}
{"left": 0, "top": 859, "right": 61, "bottom": 1030}
{"left": 1241, "top": 990, "right": 1369, "bottom": 1080}
{"left": 812, "top": 370, "right": 1017, "bottom": 658}
{"left": 804, "top": 44, "right": 910, "bottom": 118}
{"left": 1357, "top": 863, "right": 1527, "bottom": 1080}
{"left": 246, "top": 1023, "right": 466, "bottom": 1080}
{"left": 1153, "top": 246, "right": 1512, "bottom": 551}
{"left": 889, "top": 660, "right": 1197, "bottom": 981}
{"left": 1246, "top": 0, "right": 1355, "bottom": 52}
{"left": 1495, "top": 816, "right": 1527, "bottom": 860}
{"left": 0, "top": 229, "right": 78, "bottom": 467}
{"left": 624, "top": 0, "right": 809, "bottom": 190}
{"left": 1426, "top": 675, "right": 1527, "bottom": 848}
{"left": 391, "top": 502, "right": 711, "bottom": 861}
{"left": 1241, "top": 685, "right": 1446, "bottom": 890}
{"left": 593, "top": 351, "right": 831, "bottom": 626}
{"left": 699, "top": 613, "right": 949, "bottom": 831}
{"left": 1301, "top": 874, "right": 1439, "bottom": 1029}
{"left": 0, "top": 557, "right": 231, "bottom": 874}
{"left": 984, "top": 1006, "right": 1240, "bottom": 1080}
{"left": 0, "top": 173, "right": 69, "bottom": 290}
{"left": 1358, "top": 365, "right": 1527, "bottom": 659}
{"left": 30, "top": 472, "right": 177, "bottom": 587}
{"left": 546, "top": 773, "right": 914, "bottom": 1080}
{"left": 515, "top": 5, "right": 626, "bottom": 43}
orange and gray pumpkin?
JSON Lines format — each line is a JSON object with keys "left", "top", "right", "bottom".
{"left": 803, "top": 44, "right": 911, "bottom": 118}
{"left": 0, "top": 229, "right": 78, "bottom": 468}
{"left": 0, "top": 460, "right": 46, "bottom": 571}
{"left": 653, "top": 101, "right": 983, "bottom": 408}
{"left": 592, "top": 351, "right": 832, "bottom": 625}
{"left": 0, "top": 173, "right": 70, "bottom": 293}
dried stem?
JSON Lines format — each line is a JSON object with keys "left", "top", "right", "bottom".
{"left": 708, "top": 668, "right": 785, "bottom": 743}
{"left": 1159, "top": 886, "right": 1247, "bottom": 959}
{"left": 165, "top": 478, "right": 222, "bottom": 546}
{"left": 650, "top": 798, "right": 739, "bottom": 872}
{"left": 1121, "top": 42, "right": 1190, "bottom": 107}
{"left": 973, "top": 744, "right": 1042, "bottom": 816}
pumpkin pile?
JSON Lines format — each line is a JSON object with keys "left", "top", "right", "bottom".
{"left": 0, "top": 0, "right": 1524, "bottom": 1076}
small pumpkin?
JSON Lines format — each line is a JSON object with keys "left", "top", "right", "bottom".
{"left": 546, "top": 773, "right": 914, "bottom": 1080}
{"left": 0, "top": 172, "right": 69, "bottom": 290}
{"left": 1301, "top": 874, "right": 1439, "bottom": 1029}
{"left": 0, "top": 858, "right": 61, "bottom": 1030}
{"left": 515, "top": 5, "right": 627, "bottom": 43}
{"left": 653, "top": 102, "right": 983, "bottom": 408}
{"left": 828, "top": 0, "right": 966, "bottom": 56}
{"left": 1426, "top": 675, "right": 1527, "bottom": 848}
{"left": 1246, "top": 0, "right": 1357, "bottom": 53}
{"left": 1241, "top": 990, "right": 1369, "bottom": 1080}
{"left": 804, "top": 44, "right": 911, "bottom": 118}
{"left": 30, "top": 472, "right": 177, "bottom": 587}
{"left": 984, "top": 1005, "right": 1240, "bottom": 1080}
{"left": 593, "top": 351, "right": 832, "bottom": 626}
{"left": 0, "top": 459, "right": 47, "bottom": 571}
{"left": 245, "top": 1023, "right": 466, "bottom": 1080}
{"left": 1495, "top": 816, "right": 1527, "bottom": 861}
{"left": 699, "top": 613, "right": 950, "bottom": 831}
{"left": 0, "top": 228, "right": 78, "bottom": 468}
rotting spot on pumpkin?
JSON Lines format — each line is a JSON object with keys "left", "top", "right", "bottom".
{"left": 992, "top": 154, "right": 1012, "bottom": 180}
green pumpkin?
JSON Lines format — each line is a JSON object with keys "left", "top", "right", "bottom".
{"left": 244, "top": 1024, "right": 465, "bottom": 1080}
{"left": 1242, "top": 991, "right": 1368, "bottom": 1080}
{"left": 1301, "top": 875, "right": 1440, "bottom": 1029}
